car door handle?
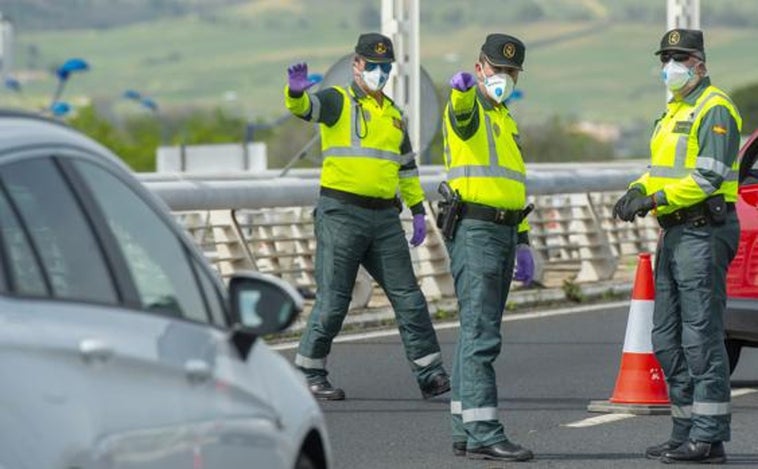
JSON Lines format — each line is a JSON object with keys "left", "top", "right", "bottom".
{"left": 184, "top": 359, "right": 212, "bottom": 384}
{"left": 79, "top": 339, "right": 114, "bottom": 363}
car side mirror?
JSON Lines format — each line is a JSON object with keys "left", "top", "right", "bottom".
{"left": 228, "top": 272, "right": 304, "bottom": 359}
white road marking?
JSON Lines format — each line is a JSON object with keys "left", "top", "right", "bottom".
{"left": 270, "top": 300, "right": 629, "bottom": 351}
{"left": 564, "top": 413, "right": 635, "bottom": 428}
{"left": 563, "top": 389, "right": 758, "bottom": 429}
{"left": 731, "top": 388, "right": 757, "bottom": 398}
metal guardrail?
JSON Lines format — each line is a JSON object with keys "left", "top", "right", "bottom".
{"left": 140, "top": 163, "right": 649, "bottom": 210}
{"left": 142, "top": 164, "right": 660, "bottom": 309}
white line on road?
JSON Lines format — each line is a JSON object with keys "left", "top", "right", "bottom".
{"left": 563, "top": 413, "right": 636, "bottom": 428}
{"left": 563, "top": 388, "right": 757, "bottom": 429}
{"left": 271, "top": 300, "right": 630, "bottom": 351}
{"left": 731, "top": 388, "right": 757, "bottom": 398}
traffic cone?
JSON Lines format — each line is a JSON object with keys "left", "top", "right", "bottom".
{"left": 588, "top": 252, "right": 670, "bottom": 415}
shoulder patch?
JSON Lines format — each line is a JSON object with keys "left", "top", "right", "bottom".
{"left": 712, "top": 124, "right": 728, "bottom": 135}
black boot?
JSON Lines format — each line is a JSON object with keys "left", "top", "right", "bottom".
{"left": 308, "top": 380, "right": 346, "bottom": 401}
{"left": 420, "top": 372, "right": 450, "bottom": 399}
{"left": 661, "top": 440, "right": 726, "bottom": 464}
{"left": 467, "top": 441, "right": 534, "bottom": 462}
{"left": 452, "top": 441, "right": 466, "bottom": 456}
{"left": 644, "top": 439, "right": 683, "bottom": 460}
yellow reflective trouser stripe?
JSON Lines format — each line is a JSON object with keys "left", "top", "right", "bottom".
{"left": 412, "top": 352, "right": 441, "bottom": 368}
{"left": 462, "top": 407, "right": 498, "bottom": 423}
{"left": 693, "top": 401, "right": 730, "bottom": 416}
{"left": 294, "top": 353, "right": 326, "bottom": 370}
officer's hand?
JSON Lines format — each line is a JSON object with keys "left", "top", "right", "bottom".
{"left": 409, "top": 214, "right": 427, "bottom": 247}
{"left": 514, "top": 244, "right": 535, "bottom": 286}
{"left": 613, "top": 188, "right": 643, "bottom": 222}
{"left": 287, "top": 62, "right": 317, "bottom": 94}
{"left": 625, "top": 195, "right": 656, "bottom": 221}
{"left": 449, "top": 72, "right": 477, "bottom": 92}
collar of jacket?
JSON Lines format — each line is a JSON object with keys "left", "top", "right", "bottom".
{"left": 672, "top": 76, "right": 711, "bottom": 105}
{"left": 350, "top": 81, "right": 367, "bottom": 100}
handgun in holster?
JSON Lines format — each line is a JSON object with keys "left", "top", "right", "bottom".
{"left": 520, "top": 203, "right": 535, "bottom": 222}
{"left": 436, "top": 181, "right": 462, "bottom": 241}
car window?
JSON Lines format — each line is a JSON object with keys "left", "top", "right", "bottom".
{"left": 0, "top": 185, "right": 47, "bottom": 296}
{"left": 0, "top": 158, "right": 118, "bottom": 303}
{"left": 73, "top": 160, "right": 210, "bottom": 323}
{"left": 747, "top": 148, "right": 758, "bottom": 185}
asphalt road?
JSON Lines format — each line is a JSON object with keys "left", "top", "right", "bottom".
{"left": 277, "top": 303, "right": 758, "bottom": 468}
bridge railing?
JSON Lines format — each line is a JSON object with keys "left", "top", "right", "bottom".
{"left": 141, "top": 163, "right": 659, "bottom": 309}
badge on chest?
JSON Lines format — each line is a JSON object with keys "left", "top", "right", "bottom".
{"left": 672, "top": 121, "right": 693, "bottom": 134}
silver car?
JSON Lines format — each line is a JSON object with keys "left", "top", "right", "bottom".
{"left": 0, "top": 110, "right": 331, "bottom": 469}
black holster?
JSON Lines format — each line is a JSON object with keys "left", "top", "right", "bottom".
{"left": 436, "top": 181, "right": 462, "bottom": 241}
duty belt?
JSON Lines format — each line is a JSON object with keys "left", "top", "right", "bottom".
{"left": 460, "top": 202, "right": 521, "bottom": 226}
{"left": 320, "top": 186, "right": 398, "bottom": 210}
{"left": 657, "top": 200, "right": 735, "bottom": 230}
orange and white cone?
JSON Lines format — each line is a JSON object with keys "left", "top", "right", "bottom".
{"left": 588, "top": 252, "right": 670, "bottom": 415}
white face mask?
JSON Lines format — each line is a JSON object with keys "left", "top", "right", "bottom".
{"left": 483, "top": 73, "right": 515, "bottom": 103}
{"left": 661, "top": 60, "right": 694, "bottom": 92}
{"left": 361, "top": 67, "right": 389, "bottom": 92}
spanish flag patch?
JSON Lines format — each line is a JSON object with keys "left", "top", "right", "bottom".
{"left": 712, "top": 125, "right": 728, "bottom": 135}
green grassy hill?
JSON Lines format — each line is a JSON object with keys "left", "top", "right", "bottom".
{"left": 4, "top": 0, "right": 758, "bottom": 127}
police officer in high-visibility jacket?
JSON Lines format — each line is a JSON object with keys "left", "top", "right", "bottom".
{"left": 284, "top": 33, "right": 450, "bottom": 401}
{"left": 443, "top": 33, "right": 535, "bottom": 462}
{"left": 614, "top": 29, "right": 741, "bottom": 464}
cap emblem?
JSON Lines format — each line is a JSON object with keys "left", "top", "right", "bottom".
{"left": 668, "top": 31, "right": 681, "bottom": 45}
{"left": 375, "top": 42, "right": 387, "bottom": 55}
{"left": 503, "top": 42, "right": 516, "bottom": 59}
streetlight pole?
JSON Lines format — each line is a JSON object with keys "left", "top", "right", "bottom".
{"left": 667, "top": 0, "right": 700, "bottom": 29}
{"left": 381, "top": 0, "right": 421, "bottom": 162}
{"left": 665, "top": 0, "right": 699, "bottom": 103}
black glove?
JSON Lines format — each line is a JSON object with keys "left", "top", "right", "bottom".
{"left": 613, "top": 188, "right": 643, "bottom": 220}
{"left": 614, "top": 189, "right": 655, "bottom": 222}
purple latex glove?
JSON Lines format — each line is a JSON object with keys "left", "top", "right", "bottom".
{"left": 513, "top": 244, "right": 535, "bottom": 285}
{"left": 449, "top": 72, "right": 477, "bottom": 92}
{"left": 409, "top": 214, "right": 427, "bottom": 247}
{"left": 287, "top": 62, "right": 317, "bottom": 94}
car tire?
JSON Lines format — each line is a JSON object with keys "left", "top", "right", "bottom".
{"left": 725, "top": 339, "right": 742, "bottom": 375}
{"left": 294, "top": 452, "right": 317, "bottom": 469}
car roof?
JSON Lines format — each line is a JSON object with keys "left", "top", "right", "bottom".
{"left": 0, "top": 109, "right": 129, "bottom": 172}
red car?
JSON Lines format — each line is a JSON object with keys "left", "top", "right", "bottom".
{"left": 725, "top": 128, "right": 758, "bottom": 373}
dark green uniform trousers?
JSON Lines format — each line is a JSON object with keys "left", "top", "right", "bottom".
{"left": 448, "top": 219, "right": 517, "bottom": 449}
{"left": 652, "top": 211, "right": 739, "bottom": 443}
{"left": 295, "top": 195, "right": 444, "bottom": 388}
